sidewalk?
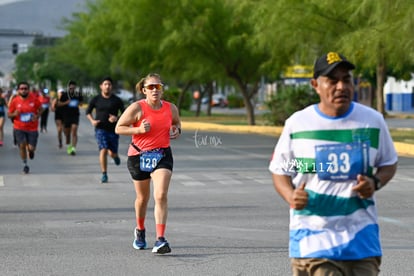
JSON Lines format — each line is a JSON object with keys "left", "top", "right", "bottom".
{"left": 181, "top": 121, "right": 414, "bottom": 157}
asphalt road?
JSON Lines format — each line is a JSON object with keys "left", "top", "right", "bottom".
{"left": 0, "top": 114, "right": 413, "bottom": 276}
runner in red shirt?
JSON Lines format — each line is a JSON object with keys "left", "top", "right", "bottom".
{"left": 8, "top": 81, "right": 43, "bottom": 174}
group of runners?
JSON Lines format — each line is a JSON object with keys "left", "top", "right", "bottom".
{"left": 52, "top": 80, "right": 82, "bottom": 155}
{"left": 1, "top": 55, "right": 401, "bottom": 272}
{"left": 1, "top": 81, "right": 83, "bottom": 174}
{"left": 2, "top": 75, "right": 181, "bottom": 255}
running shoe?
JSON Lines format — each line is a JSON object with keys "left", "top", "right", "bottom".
{"left": 67, "top": 145, "right": 72, "bottom": 155}
{"left": 0, "top": 140, "right": 3, "bottom": 146}
{"left": 67, "top": 145, "right": 76, "bottom": 155}
{"left": 101, "top": 173, "right": 108, "bottom": 183}
{"left": 152, "top": 237, "right": 171, "bottom": 254}
{"left": 28, "top": 150, "right": 34, "bottom": 159}
{"left": 133, "top": 228, "right": 147, "bottom": 250}
{"left": 113, "top": 156, "right": 121, "bottom": 166}
{"left": 23, "top": 165, "right": 29, "bottom": 174}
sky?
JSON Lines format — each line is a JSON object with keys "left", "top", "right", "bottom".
{"left": 0, "top": 0, "right": 87, "bottom": 82}
{"left": 0, "top": 0, "right": 86, "bottom": 36}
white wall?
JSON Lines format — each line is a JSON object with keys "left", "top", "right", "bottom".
{"left": 384, "top": 75, "right": 414, "bottom": 95}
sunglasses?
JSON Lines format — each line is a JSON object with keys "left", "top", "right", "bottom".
{"left": 144, "top": 83, "right": 163, "bottom": 90}
{"left": 19, "top": 87, "right": 29, "bottom": 90}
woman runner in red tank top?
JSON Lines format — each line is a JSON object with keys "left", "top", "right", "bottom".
{"left": 116, "top": 73, "right": 181, "bottom": 254}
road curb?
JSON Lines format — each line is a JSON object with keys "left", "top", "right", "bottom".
{"left": 182, "top": 121, "right": 283, "bottom": 136}
{"left": 182, "top": 121, "right": 414, "bottom": 157}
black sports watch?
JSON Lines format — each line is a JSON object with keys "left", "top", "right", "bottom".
{"left": 373, "top": 175, "right": 383, "bottom": 191}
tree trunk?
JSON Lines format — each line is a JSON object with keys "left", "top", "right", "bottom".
{"left": 206, "top": 82, "right": 214, "bottom": 116}
{"left": 244, "top": 96, "right": 256, "bottom": 125}
{"left": 195, "top": 84, "right": 208, "bottom": 117}
{"left": 376, "top": 56, "right": 386, "bottom": 114}
{"left": 231, "top": 76, "right": 256, "bottom": 125}
{"left": 195, "top": 96, "right": 202, "bottom": 117}
{"left": 177, "top": 81, "right": 193, "bottom": 115}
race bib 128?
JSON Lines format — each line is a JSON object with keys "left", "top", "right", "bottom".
{"left": 139, "top": 150, "right": 164, "bottom": 172}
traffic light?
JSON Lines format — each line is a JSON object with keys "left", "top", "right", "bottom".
{"left": 12, "top": 43, "right": 18, "bottom": 55}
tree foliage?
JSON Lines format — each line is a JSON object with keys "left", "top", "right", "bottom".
{"left": 11, "top": 0, "right": 414, "bottom": 123}
{"left": 264, "top": 85, "right": 320, "bottom": 126}
{"left": 256, "top": 0, "right": 414, "bottom": 114}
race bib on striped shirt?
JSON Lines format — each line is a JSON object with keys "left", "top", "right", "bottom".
{"left": 315, "top": 142, "right": 370, "bottom": 181}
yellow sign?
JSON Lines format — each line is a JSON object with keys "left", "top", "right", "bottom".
{"left": 284, "top": 65, "right": 313, "bottom": 78}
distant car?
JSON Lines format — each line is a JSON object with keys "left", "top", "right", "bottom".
{"left": 114, "top": 89, "right": 134, "bottom": 103}
{"left": 201, "top": 97, "right": 209, "bottom": 104}
{"left": 201, "top": 94, "right": 228, "bottom": 107}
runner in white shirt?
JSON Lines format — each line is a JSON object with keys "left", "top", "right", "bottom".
{"left": 269, "top": 52, "right": 398, "bottom": 276}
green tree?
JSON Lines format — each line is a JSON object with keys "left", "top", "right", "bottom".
{"left": 13, "top": 46, "right": 58, "bottom": 87}
{"left": 58, "top": 0, "right": 274, "bottom": 124}
{"left": 13, "top": 48, "right": 42, "bottom": 82}
{"left": 13, "top": 0, "right": 414, "bottom": 119}
{"left": 343, "top": 0, "right": 414, "bottom": 113}
{"left": 264, "top": 85, "right": 320, "bottom": 125}
{"left": 256, "top": 0, "right": 414, "bottom": 114}
{"left": 56, "top": 3, "right": 117, "bottom": 83}
{"left": 57, "top": 0, "right": 171, "bottom": 96}
{"left": 160, "top": 0, "right": 273, "bottom": 125}
{"left": 159, "top": 0, "right": 232, "bottom": 116}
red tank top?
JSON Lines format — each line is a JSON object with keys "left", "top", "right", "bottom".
{"left": 128, "top": 99, "right": 172, "bottom": 156}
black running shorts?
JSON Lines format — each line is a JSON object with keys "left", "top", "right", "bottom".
{"left": 127, "top": 147, "right": 173, "bottom": 181}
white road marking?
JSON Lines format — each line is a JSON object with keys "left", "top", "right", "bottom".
{"left": 379, "top": 216, "right": 413, "bottom": 229}
{"left": 181, "top": 181, "right": 205, "bottom": 186}
{"left": 218, "top": 179, "right": 243, "bottom": 185}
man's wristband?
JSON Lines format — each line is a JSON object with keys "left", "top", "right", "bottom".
{"left": 373, "top": 175, "right": 383, "bottom": 191}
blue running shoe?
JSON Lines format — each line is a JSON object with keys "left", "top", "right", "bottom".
{"left": 133, "top": 228, "right": 147, "bottom": 250}
{"left": 101, "top": 173, "right": 108, "bottom": 183}
{"left": 152, "top": 237, "right": 171, "bottom": 254}
{"left": 113, "top": 156, "right": 121, "bottom": 166}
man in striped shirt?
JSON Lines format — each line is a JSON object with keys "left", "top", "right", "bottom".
{"left": 269, "top": 52, "right": 398, "bottom": 276}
